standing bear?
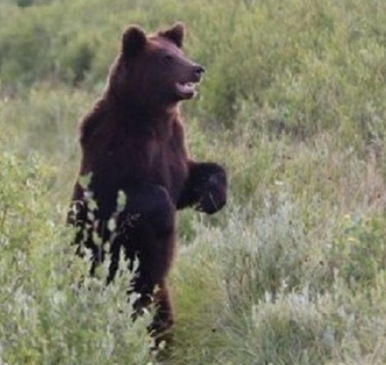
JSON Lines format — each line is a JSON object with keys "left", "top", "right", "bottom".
{"left": 68, "top": 22, "right": 227, "bottom": 339}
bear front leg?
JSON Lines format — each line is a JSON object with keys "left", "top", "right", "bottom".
{"left": 177, "top": 162, "right": 227, "bottom": 214}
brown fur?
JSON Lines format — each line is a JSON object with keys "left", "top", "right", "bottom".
{"left": 68, "top": 22, "right": 227, "bottom": 342}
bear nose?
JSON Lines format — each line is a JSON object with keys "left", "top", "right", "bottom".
{"left": 193, "top": 65, "right": 205, "bottom": 79}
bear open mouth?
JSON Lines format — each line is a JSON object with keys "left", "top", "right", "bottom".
{"left": 175, "top": 82, "right": 198, "bottom": 99}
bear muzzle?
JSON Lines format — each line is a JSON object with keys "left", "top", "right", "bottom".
{"left": 175, "top": 64, "right": 205, "bottom": 99}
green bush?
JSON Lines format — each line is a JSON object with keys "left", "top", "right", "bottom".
{"left": 0, "top": 123, "right": 154, "bottom": 365}
{"left": 329, "top": 213, "right": 386, "bottom": 289}
{"left": 3, "top": 0, "right": 386, "bottom": 148}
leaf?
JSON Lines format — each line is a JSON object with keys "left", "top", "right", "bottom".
{"left": 116, "top": 190, "right": 127, "bottom": 213}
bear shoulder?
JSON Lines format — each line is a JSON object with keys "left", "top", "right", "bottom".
{"left": 79, "top": 98, "right": 109, "bottom": 147}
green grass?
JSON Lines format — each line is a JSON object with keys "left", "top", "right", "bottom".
{"left": 2, "top": 0, "right": 386, "bottom": 364}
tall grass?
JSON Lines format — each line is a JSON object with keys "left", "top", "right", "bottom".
{"left": 0, "top": 122, "right": 154, "bottom": 364}
{"left": 2, "top": 0, "right": 386, "bottom": 364}
{"left": 2, "top": 0, "right": 386, "bottom": 148}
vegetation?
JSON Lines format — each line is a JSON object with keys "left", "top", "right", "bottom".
{"left": 2, "top": 0, "right": 386, "bottom": 364}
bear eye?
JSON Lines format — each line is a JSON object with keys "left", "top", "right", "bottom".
{"left": 163, "top": 54, "right": 174, "bottom": 63}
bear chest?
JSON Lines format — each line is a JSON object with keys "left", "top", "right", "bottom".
{"left": 141, "top": 137, "right": 188, "bottom": 198}
{"left": 102, "top": 135, "right": 188, "bottom": 202}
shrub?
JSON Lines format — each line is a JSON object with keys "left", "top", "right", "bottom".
{"left": 0, "top": 122, "right": 154, "bottom": 365}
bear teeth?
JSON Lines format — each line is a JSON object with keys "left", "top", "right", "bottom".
{"left": 176, "top": 82, "right": 196, "bottom": 94}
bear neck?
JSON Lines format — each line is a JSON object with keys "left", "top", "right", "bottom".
{"left": 105, "top": 92, "right": 181, "bottom": 137}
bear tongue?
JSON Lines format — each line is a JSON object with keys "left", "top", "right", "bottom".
{"left": 176, "top": 82, "right": 197, "bottom": 97}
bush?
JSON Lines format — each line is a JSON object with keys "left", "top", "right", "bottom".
{"left": 0, "top": 122, "right": 154, "bottom": 365}
{"left": 179, "top": 198, "right": 386, "bottom": 365}
{"left": 3, "top": 0, "right": 386, "bottom": 147}
{"left": 328, "top": 213, "right": 386, "bottom": 289}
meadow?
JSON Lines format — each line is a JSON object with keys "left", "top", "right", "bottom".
{"left": 2, "top": 0, "right": 386, "bottom": 364}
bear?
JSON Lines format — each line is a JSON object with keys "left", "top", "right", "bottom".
{"left": 67, "top": 22, "right": 227, "bottom": 342}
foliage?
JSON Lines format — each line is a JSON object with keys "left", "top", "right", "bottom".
{"left": 2, "top": 0, "right": 386, "bottom": 364}
{"left": 2, "top": 0, "right": 386, "bottom": 148}
{"left": 0, "top": 123, "right": 154, "bottom": 365}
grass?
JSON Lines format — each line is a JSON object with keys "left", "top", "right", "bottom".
{"left": 2, "top": 0, "right": 386, "bottom": 364}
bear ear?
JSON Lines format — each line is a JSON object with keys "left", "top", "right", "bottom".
{"left": 159, "top": 22, "right": 185, "bottom": 48}
{"left": 122, "top": 26, "right": 147, "bottom": 57}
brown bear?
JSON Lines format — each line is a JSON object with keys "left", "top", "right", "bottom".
{"left": 68, "top": 22, "right": 227, "bottom": 341}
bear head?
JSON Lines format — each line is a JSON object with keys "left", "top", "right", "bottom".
{"left": 107, "top": 22, "right": 205, "bottom": 111}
